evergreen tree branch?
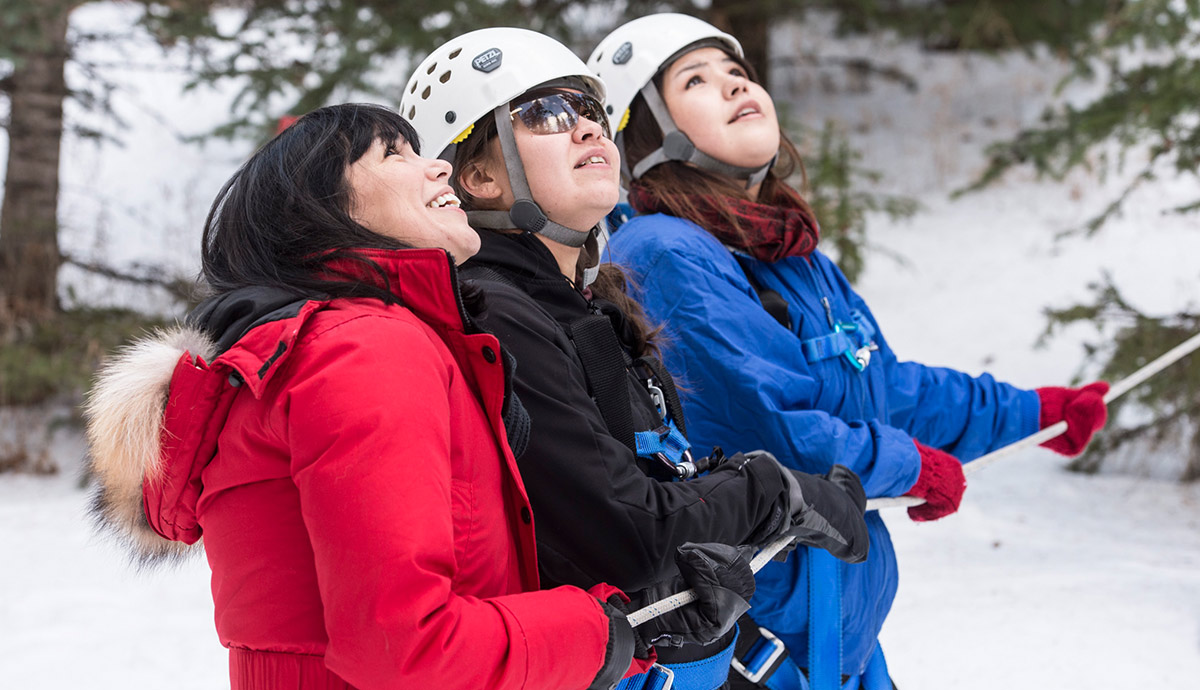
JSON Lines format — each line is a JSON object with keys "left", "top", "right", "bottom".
{"left": 955, "top": 1, "right": 1200, "bottom": 230}
{"left": 770, "top": 53, "right": 919, "bottom": 91}
{"left": 60, "top": 253, "right": 196, "bottom": 304}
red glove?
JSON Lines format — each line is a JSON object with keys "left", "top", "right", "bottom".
{"left": 1037, "top": 381, "right": 1109, "bottom": 456}
{"left": 904, "top": 441, "right": 966, "bottom": 522}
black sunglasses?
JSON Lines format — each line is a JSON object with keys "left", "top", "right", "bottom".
{"left": 509, "top": 91, "right": 611, "bottom": 139}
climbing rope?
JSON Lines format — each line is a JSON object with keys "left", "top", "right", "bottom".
{"left": 869, "top": 329, "right": 1200, "bottom": 510}
{"left": 629, "top": 330, "right": 1200, "bottom": 628}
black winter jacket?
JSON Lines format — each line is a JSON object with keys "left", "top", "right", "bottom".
{"left": 463, "top": 230, "right": 791, "bottom": 597}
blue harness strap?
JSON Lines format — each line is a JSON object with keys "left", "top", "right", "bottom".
{"left": 730, "top": 547, "right": 856, "bottom": 690}
{"left": 617, "top": 628, "right": 739, "bottom": 690}
{"left": 808, "top": 549, "right": 843, "bottom": 690}
{"left": 634, "top": 419, "right": 691, "bottom": 465}
{"left": 732, "top": 618, "right": 806, "bottom": 690}
{"left": 616, "top": 664, "right": 676, "bottom": 690}
{"left": 860, "top": 642, "right": 891, "bottom": 690}
{"left": 799, "top": 310, "right": 877, "bottom": 372}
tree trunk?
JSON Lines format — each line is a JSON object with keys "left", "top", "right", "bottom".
{"left": 0, "top": 2, "right": 72, "bottom": 325}
{"left": 706, "top": 0, "right": 772, "bottom": 91}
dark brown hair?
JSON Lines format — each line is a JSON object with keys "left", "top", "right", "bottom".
{"left": 451, "top": 103, "right": 663, "bottom": 358}
{"left": 622, "top": 48, "right": 816, "bottom": 240}
{"left": 202, "top": 104, "right": 419, "bottom": 303}
{"left": 202, "top": 103, "right": 484, "bottom": 315}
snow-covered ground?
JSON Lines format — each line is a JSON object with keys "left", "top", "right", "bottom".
{"left": 1, "top": 5, "right": 1198, "bottom": 689}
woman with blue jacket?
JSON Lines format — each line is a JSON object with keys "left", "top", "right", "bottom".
{"left": 589, "top": 13, "right": 1109, "bottom": 690}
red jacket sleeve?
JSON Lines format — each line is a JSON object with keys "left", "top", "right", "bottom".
{"left": 281, "top": 309, "right": 609, "bottom": 689}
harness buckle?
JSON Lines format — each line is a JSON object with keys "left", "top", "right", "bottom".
{"left": 649, "top": 663, "right": 675, "bottom": 690}
{"left": 618, "top": 663, "right": 674, "bottom": 690}
{"left": 731, "top": 626, "right": 787, "bottom": 684}
{"left": 842, "top": 339, "right": 878, "bottom": 371}
{"left": 658, "top": 448, "right": 697, "bottom": 480}
{"left": 646, "top": 379, "right": 668, "bottom": 419}
{"left": 852, "top": 346, "right": 871, "bottom": 370}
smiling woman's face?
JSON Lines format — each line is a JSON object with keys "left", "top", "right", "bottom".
{"left": 345, "top": 137, "right": 480, "bottom": 263}
{"left": 465, "top": 89, "right": 621, "bottom": 234}
{"left": 515, "top": 90, "right": 621, "bottom": 232}
{"left": 660, "top": 46, "right": 780, "bottom": 169}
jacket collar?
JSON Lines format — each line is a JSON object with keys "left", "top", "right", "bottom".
{"left": 337, "top": 247, "right": 470, "bottom": 335}
{"left": 210, "top": 248, "right": 470, "bottom": 398}
{"left": 464, "top": 231, "right": 591, "bottom": 320}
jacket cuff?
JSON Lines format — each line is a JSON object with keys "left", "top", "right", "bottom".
{"left": 891, "top": 431, "right": 924, "bottom": 498}
{"left": 1019, "top": 388, "right": 1042, "bottom": 436}
{"left": 491, "top": 587, "right": 611, "bottom": 689}
{"left": 742, "top": 454, "right": 791, "bottom": 543}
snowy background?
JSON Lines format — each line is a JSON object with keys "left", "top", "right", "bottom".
{"left": 1, "top": 5, "right": 1198, "bottom": 688}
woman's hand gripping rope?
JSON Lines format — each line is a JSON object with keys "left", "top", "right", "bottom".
{"left": 628, "top": 460, "right": 871, "bottom": 629}
{"left": 870, "top": 330, "right": 1200, "bottom": 511}
{"left": 626, "top": 534, "right": 834, "bottom": 629}
{"left": 629, "top": 332, "right": 1200, "bottom": 629}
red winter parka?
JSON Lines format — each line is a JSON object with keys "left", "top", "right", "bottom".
{"left": 86, "top": 248, "right": 614, "bottom": 690}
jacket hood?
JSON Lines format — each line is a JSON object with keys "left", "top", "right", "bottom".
{"left": 85, "top": 324, "right": 217, "bottom": 564}
{"left": 87, "top": 285, "right": 312, "bottom": 564}
{"left": 86, "top": 249, "right": 470, "bottom": 565}
{"left": 189, "top": 285, "right": 314, "bottom": 357}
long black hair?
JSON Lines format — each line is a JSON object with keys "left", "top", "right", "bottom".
{"left": 200, "top": 103, "right": 423, "bottom": 304}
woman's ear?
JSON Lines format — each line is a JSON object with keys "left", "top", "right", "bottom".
{"left": 458, "top": 156, "right": 505, "bottom": 203}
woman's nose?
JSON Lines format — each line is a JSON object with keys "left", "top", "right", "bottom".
{"left": 574, "top": 114, "right": 606, "bottom": 142}
{"left": 426, "top": 156, "right": 452, "bottom": 180}
{"left": 724, "top": 73, "right": 748, "bottom": 99}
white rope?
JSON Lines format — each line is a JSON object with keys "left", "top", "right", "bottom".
{"left": 869, "top": 329, "right": 1200, "bottom": 510}
{"left": 629, "top": 331, "right": 1200, "bottom": 627}
{"left": 627, "top": 535, "right": 795, "bottom": 627}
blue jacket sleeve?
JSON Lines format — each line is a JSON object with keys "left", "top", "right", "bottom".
{"left": 833, "top": 269, "right": 1042, "bottom": 461}
{"left": 619, "top": 238, "right": 921, "bottom": 500}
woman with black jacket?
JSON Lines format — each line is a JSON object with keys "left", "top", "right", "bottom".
{"left": 401, "top": 29, "right": 871, "bottom": 689}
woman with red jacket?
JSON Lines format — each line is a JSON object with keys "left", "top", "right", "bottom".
{"left": 83, "top": 103, "right": 753, "bottom": 690}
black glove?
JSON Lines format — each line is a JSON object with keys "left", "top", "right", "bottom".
{"left": 587, "top": 597, "right": 639, "bottom": 690}
{"left": 771, "top": 456, "right": 869, "bottom": 564}
{"left": 631, "top": 542, "right": 756, "bottom": 649}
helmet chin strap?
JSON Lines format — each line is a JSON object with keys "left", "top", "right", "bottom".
{"left": 466, "top": 104, "right": 594, "bottom": 249}
{"left": 626, "top": 80, "right": 774, "bottom": 190}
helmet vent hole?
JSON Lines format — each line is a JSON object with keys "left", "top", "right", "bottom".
{"left": 408, "top": 106, "right": 416, "bottom": 119}
{"left": 421, "top": 85, "right": 431, "bottom": 100}
{"left": 426, "top": 61, "right": 437, "bottom": 75}
{"left": 408, "top": 81, "right": 417, "bottom": 94}
{"left": 449, "top": 48, "right": 462, "bottom": 59}
{"left": 595, "top": 51, "right": 603, "bottom": 62}
{"left": 439, "top": 70, "right": 452, "bottom": 84}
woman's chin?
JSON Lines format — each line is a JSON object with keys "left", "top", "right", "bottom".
{"left": 726, "top": 149, "right": 778, "bottom": 170}
{"left": 549, "top": 198, "right": 619, "bottom": 231}
{"left": 549, "top": 212, "right": 609, "bottom": 232}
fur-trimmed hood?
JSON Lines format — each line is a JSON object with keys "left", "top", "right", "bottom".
{"left": 85, "top": 325, "right": 217, "bottom": 563}
{"left": 86, "top": 286, "right": 314, "bottom": 564}
{"left": 84, "top": 249, "right": 503, "bottom": 566}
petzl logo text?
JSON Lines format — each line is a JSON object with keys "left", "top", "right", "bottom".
{"left": 472, "top": 48, "right": 502, "bottom": 73}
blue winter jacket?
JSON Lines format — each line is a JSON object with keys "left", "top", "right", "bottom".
{"left": 606, "top": 213, "right": 1040, "bottom": 674}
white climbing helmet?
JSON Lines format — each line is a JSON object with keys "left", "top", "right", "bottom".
{"left": 587, "top": 13, "right": 740, "bottom": 136}
{"left": 401, "top": 28, "right": 609, "bottom": 250}
{"left": 587, "top": 13, "right": 771, "bottom": 186}
{"left": 402, "top": 27, "right": 606, "bottom": 160}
